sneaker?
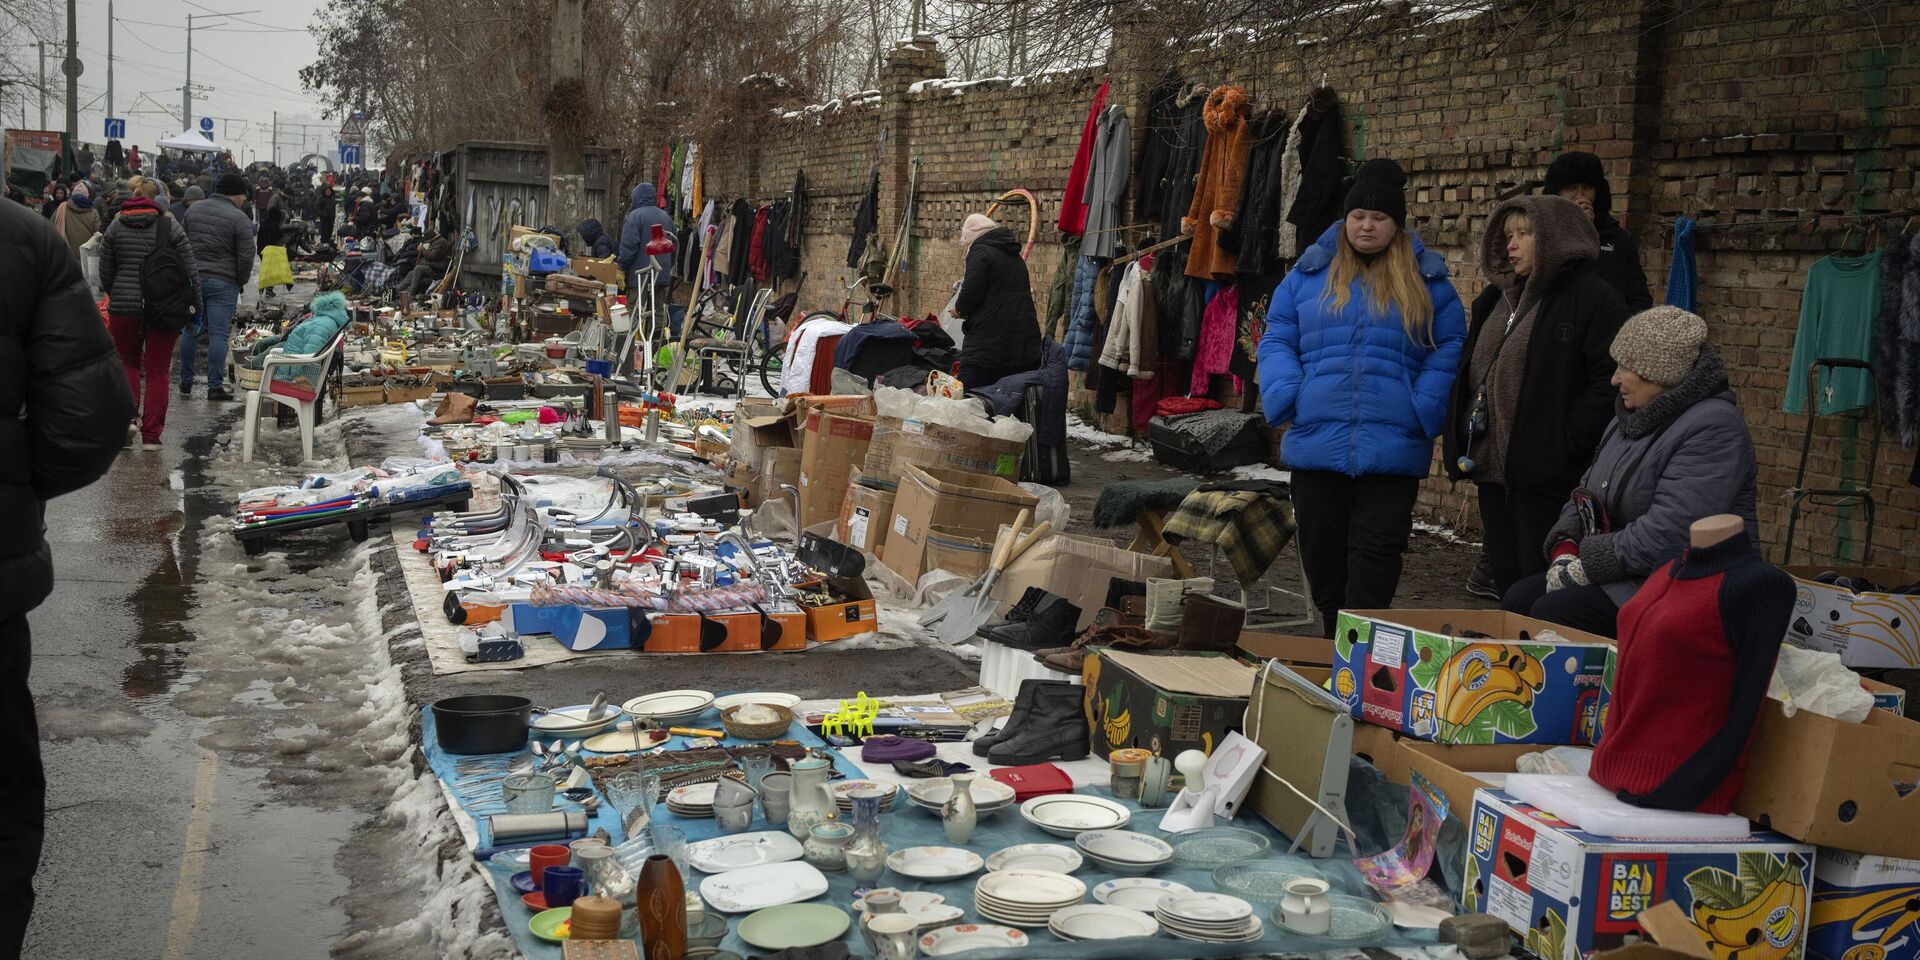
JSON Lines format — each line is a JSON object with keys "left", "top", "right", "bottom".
{"left": 1466, "top": 556, "right": 1500, "bottom": 600}
{"left": 178, "top": 382, "right": 192, "bottom": 396}
{"left": 125, "top": 421, "right": 139, "bottom": 449}
{"left": 206, "top": 387, "right": 235, "bottom": 402}
{"left": 140, "top": 442, "right": 162, "bottom": 451}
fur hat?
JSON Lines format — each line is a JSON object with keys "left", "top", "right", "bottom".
{"left": 216, "top": 172, "right": 248, "bottom": 197}
{"left": 1611, "top": 306, "right": 1709, "bottom": 386}
{"left": 1543, "top": 151, "right": 1613, "bottom": 219}
{"left": 1345, "top": 158, "right": 1408, "bottom": 226}
{"left": 960, "top": 213, "right": 998, "bottom": 247}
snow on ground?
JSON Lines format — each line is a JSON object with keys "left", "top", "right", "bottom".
{"left": 1064, "top": 411, "right": 1129, "bottom": 448}
{"left": 1413, "top": 518, "right": 1481, "bottom": 547}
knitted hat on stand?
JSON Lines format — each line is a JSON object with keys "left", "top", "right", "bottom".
{"left": 1610, "top": 306, "right": 1709, "bottom": 386}
{"left": 1344, "top": 158, "right": 1409, "bottom": 226}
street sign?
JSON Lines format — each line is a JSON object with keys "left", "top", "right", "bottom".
{"left": 104, "top": 118, "right": 126, "bottom": 139}
{"left": 61, "top": 56, "right": 82, "bottom": 78}
{"left": 338, "top": 143, "right": 361, "bottom": 165}
{"left": 199, "top": 116, "right": 214, "bottom": 133}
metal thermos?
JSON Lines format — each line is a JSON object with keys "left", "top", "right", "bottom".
{"left": 644, "top": 409, "right": 661, "bottom": 444}
{"left": 603, "top": 390, "right": 622, "bottom": 443}
{"left": 485, "top": 810, "right": 589, "bottom": 844}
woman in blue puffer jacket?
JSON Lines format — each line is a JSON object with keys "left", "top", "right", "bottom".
{"left": 1256, "top": 159, "right": 1467, "bottom": 637}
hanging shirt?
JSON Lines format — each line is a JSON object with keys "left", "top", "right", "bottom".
{"left": 1784, "top": 249, "right": 1883, "bottom": 416}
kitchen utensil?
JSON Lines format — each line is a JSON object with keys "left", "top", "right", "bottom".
{"left": 432, "top": 694, "right": 533, "bottom": 754}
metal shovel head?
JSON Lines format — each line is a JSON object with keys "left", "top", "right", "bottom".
{"left": 934, "top": 572, "right": 1003, "bottom": 645}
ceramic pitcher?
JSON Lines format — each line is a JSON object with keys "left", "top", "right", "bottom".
{"left": 786, "top": 755, "right": 836, "bottom": 839}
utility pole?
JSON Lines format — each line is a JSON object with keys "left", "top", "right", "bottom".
{"left": 63, "top": 0, "right": 78, "bottom": 154}
{"left": 545, "top": 0, "right": 588, "bottom": 233}
{"left": 107, "top": 0, "right": 114, "bottom": 123}
{"left": 272, "top": 111, "right": 278, "bottom": 167}
{"left": 183, "top": 10, "right": 259, "bottom": 130}
{"left": 38, "top": 42, "right": 47, "bottom": 129}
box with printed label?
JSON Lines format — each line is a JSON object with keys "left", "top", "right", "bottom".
{"left": 835, "top": 472, "right": 895, "bottom": 555}
{"left": 1808, "top": 849, "right": 1920, "bottom": 960}
{"left": 862, "top": 415, "right": 1025, "bottom": 486}
{"left": 1333, "top": 610, "right": 1612, "bottom": 745}
{"left": 880, "top": 464, "right": 1037, "bottom": 582}
{"left": 796, "top": 408, "right": 875, "bottom": 529}
{"left": 1084, "top": 648, "right": 1256, "bottom": 760}
{"left": 1464, "top": 788, "right": 1814, "bottom": 960}
{"left": 1781, "top": 566, "right": 1920, "bottom": 670}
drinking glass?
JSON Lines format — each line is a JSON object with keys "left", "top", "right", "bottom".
{"left": 502, "top": 773, "right": 556, "bottom": 814}
{"left": 650, "top": 823, "right": 688, "bottom": 880}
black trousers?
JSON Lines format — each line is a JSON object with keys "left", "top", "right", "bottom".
{"left": 0, "top": 616, "right": 42, "bottom": 959}
{"left": 1291, "top": 471, "right": 1420, "bottom": 639}
{"left": 1476, "top": 482, "right": 1566, "bottom": 597}
{"left": 1501, "top": 574, "right": 1622, "bottom": 639}
{"left": 956, "top": 361, "right": 1026, "bottom": 391}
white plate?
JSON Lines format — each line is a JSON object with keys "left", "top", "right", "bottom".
{"left": 668, "top": 782, "right": 719, "bottom": 806}
{"left": 1074, "top": 830, "right": 1173, "bottom": 865}
{"left": 919, "top": 924, "right": 1029, "bottom": 957}
{"left": 530, "top": 705, "right": 622, "bottom": 733}
{"left": 687, "top": 831, "right": 805, "bottom": 873}
{"left": 975, "top": 869, "right": 1086, "bottom": 904}
{"left": 853, "top": 890, "right": 964, "bottom": 929}
{"left": 1157, "top": 892, "right": 1254, "bottom": 924}
{"left": 904, "top": 777, "right": 1017, "bottom": 808}
{"left": 1018, "top": 794, "right": 1130, "bottom": 837}
{"left": 985, "top": 844, "right": 1083, "bottom": 874}
{"left": 1093, "top": 878, "right": 1193, "bottom": 912}
{"left": 1163, "top": 916, "right": 1264, "bottom": 943}
{"left": 973, "top": 890, "right": 1082, "bottom": 914}
{"left": 886, "top": 846, "right": 985, "bottom": 880}
{"left": 622, "top": 689, "right": 717, "bottom": 719}
{"left": 698, "top": 860, "right": 830, "bottom": 914}
{"left": 712, "top": 692, "right": 802, "bottom": 712}
{"left": 1049, "top": 904, "right": 1160, "bottom": 940}
{"left": 581, "top": 728, "right": 672, "bottom": 753}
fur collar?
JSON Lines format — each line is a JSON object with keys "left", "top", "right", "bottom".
{"left": 1617, "top": 345, "right": 1730, "bottom": 439}
{"left": 1203, "top": 86, "right": 1249, "bottom": 134}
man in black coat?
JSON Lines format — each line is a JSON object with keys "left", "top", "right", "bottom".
{"left": 1543, "top": 151, "right": 1653, "bottom": 312}
{"left": 0, "top": 200, "right": 136, "bottom": 956}
{"left": 952, "top": 214, "right": 1043, "bottom": 388}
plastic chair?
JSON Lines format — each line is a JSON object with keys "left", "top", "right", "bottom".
{"left": 242, "top": 332, "right": 345, "bottom": 462}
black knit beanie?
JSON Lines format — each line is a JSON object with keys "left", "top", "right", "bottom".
{"left": 216, "top": 172, "right": 248, "bottom": 197}
{"left": 1542, "top": 151, "right": 1613, "bottom": 219}
{"left": 1344, "top": 158, "right": 1408, "bottom": 226}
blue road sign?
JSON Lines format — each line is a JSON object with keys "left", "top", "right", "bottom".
{"left": 339, "top": 143, "right": 361, "bottom": 165}
{"left": 199, "top": 116, "right": 214, "bottom": 132}
{"left": 104, "top": 118, "right": 126, "bottom": 139}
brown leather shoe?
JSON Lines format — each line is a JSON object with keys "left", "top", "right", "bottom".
{"left": 1035, "top": 625, "right": 1174, "bottom": 673}
{"left": 1177, "top": 593, "right": 1247, "bottom": 654}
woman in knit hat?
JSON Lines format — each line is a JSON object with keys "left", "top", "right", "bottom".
{"left": 951, "top": 213, "right": 1042, "bottom": 388}
{"left": 1443, "top": 195, "right": 1629, "bottom": 597}
{"left": 1256, "top": 158, "right": 1468, "bottom": 637}
{"left": 1502, "top": 306, "right": 1759, "bottom": 638}
{"left": 52, "top": 180, "right": 99, "bottom": 258}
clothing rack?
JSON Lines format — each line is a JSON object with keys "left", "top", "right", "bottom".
{"left": 1110, "top": 232, "right": 1192, "bottom": 268}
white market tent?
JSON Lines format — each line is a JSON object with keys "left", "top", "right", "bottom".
{"left": 156, "top": 129, "right": 227, "bottom": 154}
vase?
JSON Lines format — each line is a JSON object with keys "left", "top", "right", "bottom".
{"left": 860, "top": 891, "right": 904, "bottom": 956}
{"left": 786, "top": 756, "right": 836, "bottom": 840}
{"left": 941, "top": 774, "right": 977, "bottom": 844}
{"left": 804, "top": 822, "right": 855, "bottom": 872}
{"left": 1278, "top": 877, "right": 1331, "bottom": 935}
{"left": 635, "top": 854, "right": 688, "bottom": 960}
{"left": 844, "top": 789, "right": 890, "bottom": 885}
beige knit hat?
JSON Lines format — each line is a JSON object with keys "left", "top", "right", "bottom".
{"left": 1610, "top": 306, "right": 1708, "bottom": 386}
{"left": 959, "top": 213, "right": 998, "bottom": 248}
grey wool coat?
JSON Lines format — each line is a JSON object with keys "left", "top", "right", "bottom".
{"left": 1079, "top": 104, "right": 1132, "bottom": 259}
{"left": 1547, "top": 346, "right": 1759, "bottom": 605}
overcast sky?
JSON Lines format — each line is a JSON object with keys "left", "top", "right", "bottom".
{"left": 57, "top": 0, "right": 332, "bottom": 165}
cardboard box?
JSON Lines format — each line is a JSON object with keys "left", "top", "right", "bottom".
{"left": 341, "top": 381, "right": 387, "bottom": 407}
{"left": 1333, "top": 609, "right": 1612, "bottom": 745}
{"left": 1463, "top": 787, "right": 1814, "bottom": 960}
{"left": 729, "top": 398, "right": 795, "bottom": 475}
{"left": 1735, "top": 697, "right": 1920, "bottom": 860}
{"left": 1808, "top": 849, "right": 1920, "bottom": 960}
{"left": 989, "top": 531, "right": 1174, "bottom": 632}
{"left": 797, "top": 409, "right": 875, "bottom": 529}
{"left": 1353, "top": 723, "right": 1408, "bottom": 784}
{"left": 1866, "top": 678, "right": 1908, "bottom": 716}
{"left": 1782, "top": 566, "right": 1920, "bottom": 670}
{"left": 804, "top": 576, "right": 878, "bottom": 644}
{"left": 836, "top": 474, "right": 895, "bottom": 555}
{"left": 1083, "top": 648, "right": 1256, "bottom": 759}
{"left": 569, "top": 257, "right": 622, "bottom": 287}
{"left": 752, "top": 447, "right": 802, "bottom": 511}
{"left": 1399, "top": 739, "right": 1553, "bottom": 825}
{"left": 862, "top": 415, "right": 1026, "bottom": 486}
{"left": 1236, "top": 632, "right": 1334, "bottom": 668}
{"left": 881, "top": 464, "right": 1038, "bottom": 582}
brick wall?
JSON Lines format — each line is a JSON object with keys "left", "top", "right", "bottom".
{"left": 683, "top": 0, "right": 1920, "bottom": 568}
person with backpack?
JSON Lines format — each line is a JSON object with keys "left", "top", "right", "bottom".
{"left": 100, "top": 178, "right": 200, "bottom": 449}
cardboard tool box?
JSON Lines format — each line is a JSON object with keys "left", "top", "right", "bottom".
{"left": 835, "top": 472, "right": 895, "bottom": 556}
{"left": 1083, "top": 648, "right": 1256, "bottom": 760}
{"left": 803, "top": 576, "right": 877, "bottom": 644}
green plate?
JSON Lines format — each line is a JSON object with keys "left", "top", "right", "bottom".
{"left": 737, "top": 903, "right": 850, "bottom": 950}
{"left": 529, "top": 906, "right": 573, "bottom": 943}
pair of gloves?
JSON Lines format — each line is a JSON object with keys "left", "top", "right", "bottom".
{"left": 1546, "top": 541, "right": 1589, "bottom": 592}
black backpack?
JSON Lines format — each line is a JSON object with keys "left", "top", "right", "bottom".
{"left": 140, "top": 223, "right": 196, "bottom": 334}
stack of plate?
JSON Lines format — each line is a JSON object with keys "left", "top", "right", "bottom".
{"left": 831, "top": 780, "right": 899, "bottom": 815}
{"left": 971, "top": 870, "right": 1086, "bottom": 928}
{"left": 984, "top": 844, "right": 1082, "bottom": 874}
{"left": 1092, "top": 878, "right": 1192, "bottom": 912}
{"left": 529, "top": 704, "right": 622, "bottom": 738}
{"left": 1073, "top": 830, "right": 1173, "bottom": 875}
{"left": 1018, "top": 794, "right": 1130, "bottom": 838}
{"left": 904, "top": 777, "right": 1017, "bottom": 815}
{"left": 1047, "top": 903, "right": 1160, "bottom": 941}
{"left": 1154, "top": 892, "right": 1264, "bottom": 944}
{"left": 621, "top": 689, "right": 717, "bottom": 722}
{"left": 666, "top": 781, "right": 718, "bottom": 818}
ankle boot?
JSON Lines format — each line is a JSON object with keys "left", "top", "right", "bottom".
{"left": 988, "top": 680, "right": 1091, "bottom": 765}
{"left": 973, "top": 677, "right": 1047, "bottom": 757}
{"left": 1035, "top": 625, "right": 1175, "bottom": 673}
{"left": 1177, "top": 593, "right": 1247, "bottom": 654}
{"left": 971, "top": 587, "right": 1048, "bottom": 640}
{"left": 977, "top": 594, "right": 1081, "bottom": 650}
{"left": 1145, "top": 577, "right": 1214, "bottom": 632}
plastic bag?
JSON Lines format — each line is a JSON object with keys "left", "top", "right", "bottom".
{"left": 1768, "top": 645, "right": 1874, "bottom": 722}
{"left": 79, "top": 233, "right": 103, "bottom": 292}
{"left": 258, "top": 245, "right": 294, "bottom": 289}
{"left": 1018, "top": 482, "right": 1070, "bottom": 532}
{"left": 938, "top": 288, "right": 965, "bottom": 349}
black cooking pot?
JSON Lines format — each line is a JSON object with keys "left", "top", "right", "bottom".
{"left": 432, "top": 694, "right": 533, "bottom": 754}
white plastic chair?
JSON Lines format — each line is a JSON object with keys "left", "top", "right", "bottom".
{"left": 242, "top": 332, "right": 344, "bottom": 462}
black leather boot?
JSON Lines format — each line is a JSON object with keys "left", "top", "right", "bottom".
{"left": 972, "top": 677, "right": 1047, "bottom": 757}
{"left": 988, "top": 680, "right": 1091, "bottom": 765}
{"left": 970, "top": 587, "right": 1048, "bottom": 641}
{"left": 977, "top": 593, "right": 1082, "bottom": 650}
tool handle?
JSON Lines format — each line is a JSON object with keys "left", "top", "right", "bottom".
{"left": 985, "top": 509, "right": 1029, "bottom": 575}
{"left": 1006, "top": 520, "right": 1052, "bottom": 565}
{"left": 669, "top": 726, "right": 725, "bottom": 738}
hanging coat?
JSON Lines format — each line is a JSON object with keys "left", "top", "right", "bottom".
{"left": 748, "top": 205, "right": 773, "bottom": 283}
{"left": 1063, "top": 254, "right": 1105, "bottom": 370}
{"left": 1133, "top": 74, "right": 1185, "bottom": 226}
{"left": 1284, "top": 89, "right": 1347, "bottom": 250}
{"left": 847, "top": 167, "right": 879, "bottom": 268}
{"left": 1056, "top": 83, "right": 1109, "bottom": 236}
{"left": 782, "top": 169, "right": 807, "bottom": 280}
{"left": 1183, "top": 86, "right": 1254, "bottom": 280}
{"left": 1080, "top": 105, "right": 1133, "bottom": 260}
{"left": 727, "top": 199, "right": 754, "bottom": 285}
{"left": 1160, "top": 87, "right": 1210, "bottom": 239}
{"left": 1218, "top": 108, "right": 1291, "bottom": 279}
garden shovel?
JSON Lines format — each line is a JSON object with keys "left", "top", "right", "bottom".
{"left": 931, "top": 511, "right": 1054, "bottom": 645}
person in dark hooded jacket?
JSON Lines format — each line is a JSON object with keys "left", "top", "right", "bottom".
{"left": 617, "top": 183, "right": 677, "bottom": 294}
{"left": 0, "top": 198, "right": 136, "bottom": 956}
{"left": 576, "top": 218, "right": 615, "bottom": 259}
{"left": 952, "top": 214, "right": 1043, "bottom": 388}
{"left": 1543, "top": 151, "right": 1652, "bottom": 312}
{"left": 1443, "top": 195, "right": 1628, "bottom": 596}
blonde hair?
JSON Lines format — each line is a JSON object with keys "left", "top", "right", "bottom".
{"left": 130, "top": 176, "right": 161, "bottom": 199}
{"left": 1321, "top": 228, "right": 1436, "bottom": 346}
{"left": 1500, "top": 208, "right": 1531, "bottom": 236}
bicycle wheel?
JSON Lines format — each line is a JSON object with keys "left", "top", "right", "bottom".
{"left": 757, "top": 349, "right": 783, "bottom": 397}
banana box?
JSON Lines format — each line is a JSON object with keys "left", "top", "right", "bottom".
{"left": 1808, "top": 850, "right": 1920, "bottom": 960}
{"left": 1465, "top": 788, "right": 1815, "bottom": 960}
{"left": 1082, "top": 648, "right": 1258, "bottom": 760}
{"left": 1780, "top": 566, "right": 1920, "bottom": 670}
{"left": 1333, "top": 609, "right": 1612, "bottom": 745}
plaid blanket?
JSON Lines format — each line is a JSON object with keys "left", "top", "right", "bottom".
{"left": 1162, "top": 488, "right": 1297, "bottom": 587}
{"left": 361, "top": 260, "right": 400, "bottom": 294}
